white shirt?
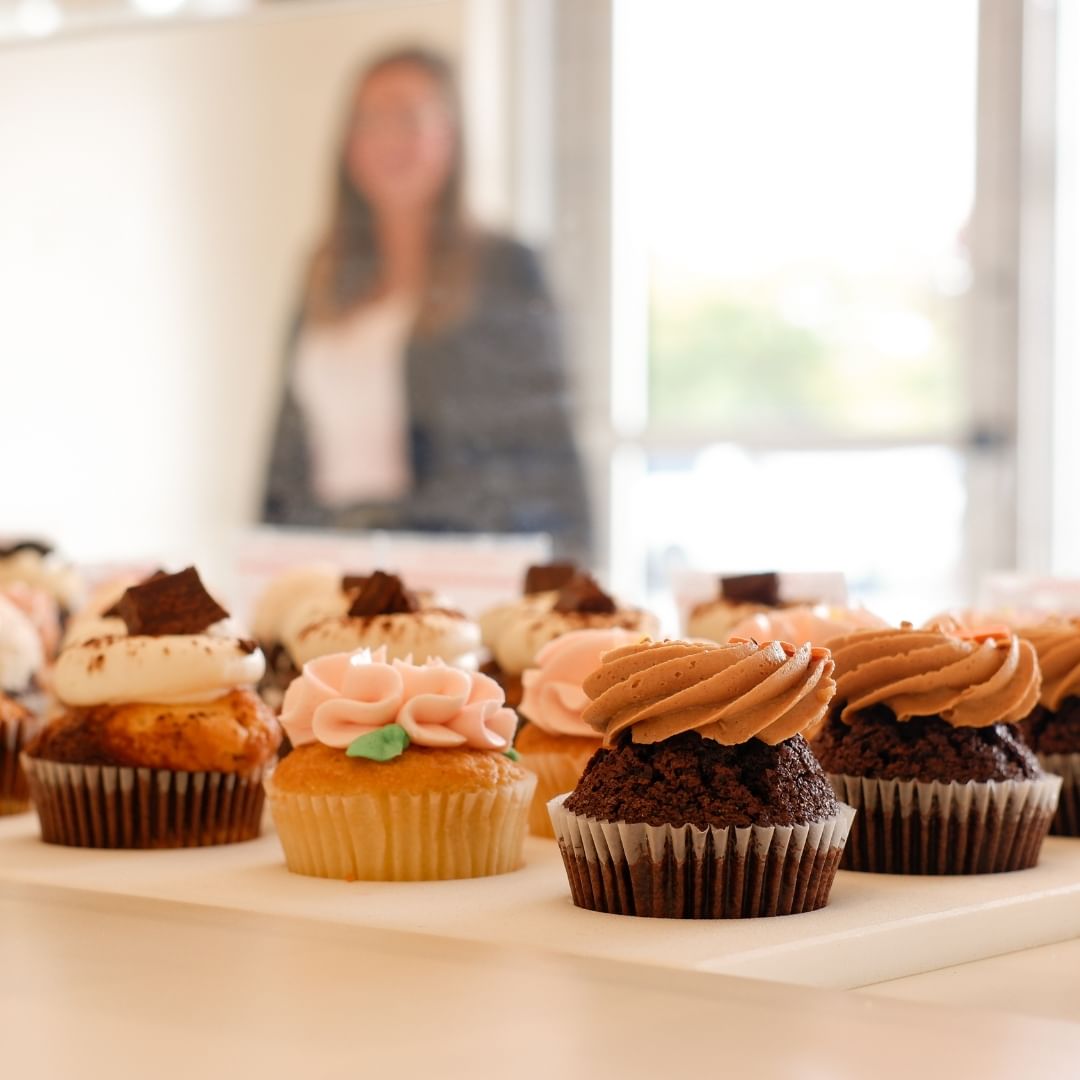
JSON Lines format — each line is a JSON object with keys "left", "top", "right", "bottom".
{"left": 292, "top": 295, "right": 416, "bottom": 506}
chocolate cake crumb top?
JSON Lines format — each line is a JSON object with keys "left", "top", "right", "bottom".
{"left": 720, "top": 572, "right": 781, "bottom": 606}
{"left": 1020, "top": 696, "right": 1080, "bottom": 755}
{"left": 553, "top": 572, "right": 616, "bottom": 615}
{"left": 524, "top": 562, "right": 578, "bottom": 595}
{"left": 564, "top": 731, "right": 837, "bottom": 828}
{"left": 113, "top": 567, "right": 228, "bottom": 636}
{"left": 813, "top": 706, "right": 1043, "bottom": 783}
{"left": 346, "top": 571, "right": 419, "bottom": 617}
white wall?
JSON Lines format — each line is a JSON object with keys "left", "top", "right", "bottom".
{"left": 0, "top": 1, "right": 474, "bottom": 575}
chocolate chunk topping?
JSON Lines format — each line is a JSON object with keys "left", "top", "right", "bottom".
{"left": 102, "top": 569, "right": 167, "bottom": 617}
{"left": 346, "top": 570, "right": 419, "bottom": 616}
{"left": 237, "top": 638, "right": 258, "bottom": 655}
{"left": 813, "top": 707, "right": 1043, "bottom": 783}
{"left": 720, "top": 572, "right": 781, "bottom": 606}
{"left": 553, "top": 572, "right": 617, "bottom": 615}
{"left": 564, "top": 731, "right": 837, "bottom": 828}
{"left": 0, "top": 538, "right": 53, "bottom": 558}
{"left": 113, "top": 567, "right": 229, "bottom": 636}
{"left": 341, "top": 573, "right": 370, "bottom": 593}
{"left": 523, "top": 562, "right": 578, "bottom": 595}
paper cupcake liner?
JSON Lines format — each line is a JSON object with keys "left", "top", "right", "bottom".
{"left": 1035, "top": 754, "right": 1080, "bottom": 836}
{"left": 0, "top": 713, "right": 43, "bottom": 815}
{"left": 547, "top": 794, "right": 855, "bottom": 918}
{"left": 520, "top": 746, "right": 598, "bottom": 839}
{"left": 265, "top": 772, "right": 536, "bottom": 881}
{"left": 828, "top": 773, "right": 1061, "bottom": 874}
{"left": 22, "top": 755, "right": 269, "bottom": 848}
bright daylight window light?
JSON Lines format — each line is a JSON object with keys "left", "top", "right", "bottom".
{"left": 14, "top": 0, "right": 61, "bottom": 37}
{"left": 129, "top": 0, "right": 188, "bottom": 16}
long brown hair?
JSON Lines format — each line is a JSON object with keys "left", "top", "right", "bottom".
{"left": 304, "top": 47, "right": 478, "bottom": 337}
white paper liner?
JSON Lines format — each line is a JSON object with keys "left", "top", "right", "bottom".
{"left": 520, "top": 747, "right": 596, "bottom": 839}
{"left": 266, "top": 771, "right": 536, "bottom": 881}
{"left": 0, "top": 713, "right": 42, "bottom": 815}
{"left": 828, "top": 772, "right": 1062, "bottom": 874}
{"left": 547, "top": 794, "right": 855, "bottom": 918}
{"left": 1035, "top": 753, "right": 1080, "bottom": 836}
{"left": 22, "top": 755, "right": 269, "bottom": 847}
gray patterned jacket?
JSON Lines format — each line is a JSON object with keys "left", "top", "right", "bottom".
{"left": 262, "top": 235, "right": 592, "bottom": 561}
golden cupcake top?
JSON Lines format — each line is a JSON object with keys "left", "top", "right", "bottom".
{"left": 1014, "top": 618, "right": 1080, "bottom": 711}
{"left": 581, "top": 638, "right": 836, "bottom": 747}
{"left": 827, "top": 623, "right": 1040, "bottom": 728}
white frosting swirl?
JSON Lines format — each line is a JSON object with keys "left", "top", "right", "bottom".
{"left": 0, "top": 594, "right": 44, "bottom": 694}
{"left": 0, "top": 548, "right": 82, "bottom": 610}
{"left": 54, "top": 624, "right": 265, "bottom": 706}
{"left": 285, "top": 610, "right": 482, "bottom": 670}
{"left": 484, "top": 592, "right": 660, "bottom": 677}
{"left": 251, "top": 564, "right": 341, "bottom": 644}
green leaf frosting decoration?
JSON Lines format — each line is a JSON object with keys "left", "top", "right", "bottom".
{"left": 503, "top": 748, "right": 520, "bottom": 761}
{"left": 346, "top": 724, "right": 410, "bottom": 762}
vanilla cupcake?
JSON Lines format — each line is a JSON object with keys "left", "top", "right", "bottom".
{"left": 1015, "top": 618, "right": 1080, "bottom": 835}
{"left": 267, "top": 647, "right": 534, "bottom": 880}
{"left": 0, "top": 595, "right": 47, "bottom": 814}
{"left": 517, "top": 627, "right": 643, "bottom": 837}
{"left": 23, "top": 567, "right": 281, "bottom": 847}
{"left": 284, "top": 571, "right": 481, "bottom": 673}
{"left": 814, "top": 624, "right": 1059, "bottom": 873}
{"left": 481, "top": 567, "right": 658, "bottom": 708}
{"left": 549, "top": 638, "right": 853, "bottom": 918}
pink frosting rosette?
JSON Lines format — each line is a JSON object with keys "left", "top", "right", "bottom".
{"left": 281, "top": 647, "right": 516, "bottom": 752}
{"left": 726, "top": 605, "right": 887, "bottom": 648}
{"left": 519, "top": 627, "right": 645, "bottom": 738}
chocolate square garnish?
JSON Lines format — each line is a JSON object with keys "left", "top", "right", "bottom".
{"left": 102, "top": 569, "right": 168, "bottom": 618}
{"left": 523, "top": 562, "right": 578, "bottom": 595}
{"left": 347, "top": 571, "right": 419, "bottom": 617}
{"left": 341, "top": 573, "right": 370, "bottom": 594}
{"left": 553, "top": 572, "right": 617, "bottom": 615}
{"left": 114, "top": 567, "right": 229, "bottom": 636}
{"left": 720, "top": 573, "right": 781, "bottom": 606}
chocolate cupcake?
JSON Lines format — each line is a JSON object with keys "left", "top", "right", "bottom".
{"left": 549, "top": 639, "right": 854, "bottom": 918}
{"left": 23, "top": 567, "right": 281, "bottom": 847}
{"left": 814, "top": 624, "right": 1059, "bottom": 874}
{"left": 1015, "top": 619, "right": 1080, "bottom": 834}
{"left": 480, "top": 566, "right": 658, "bottom": 709}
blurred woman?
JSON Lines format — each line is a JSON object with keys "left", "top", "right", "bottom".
{"left": 263, "top": 47, "right": 590, "bottom": 559}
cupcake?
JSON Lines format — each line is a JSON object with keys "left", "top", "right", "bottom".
{"left": 549, "top": 638, "right": 854, "bottom": 918}
{"left": 284, "top": 570, "right": 481, "bottom": 673}
{"left": 517, "top": 627, "right": 644, "bottom": 837}
{"left": 480, "top": 566, "right": 659, "bottom": 708}
{"left": 724, "top": 604, "right": 887, "bottom": 648}
{"left": 250, "top": 564, "right": 340, "bottom": 709}
{"left": 0, "top": 594, "right": 47, "bottom": 814}
{"left": 0, "top": 539, "right": 83, "bottom": 623}
{"left": 813, "top": 624, "right": 1059, "bottom": 874}
{"left": 23, "top": 567, "right": 281, "bottom": 847}
{"left": 1015, "top": 618, "right": 1080, "bottom": 835}
{"left": 267, "top": 647, "right": 534, "bottom": 880}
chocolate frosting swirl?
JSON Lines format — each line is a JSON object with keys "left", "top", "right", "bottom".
{"left": 1016, "top": 619, "right": 1080, "bottom": 711}
{"left": 581, "top": 638, "right": 836, "bottom": 746}
{"left": 827, "top": 624, "right": 1040, "bottom": 727}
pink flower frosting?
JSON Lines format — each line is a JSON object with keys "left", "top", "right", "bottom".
{"left": 726, "top": 605, "right": 887, "bottom": 647}
{"left": 519, "top": 627, "right": 645, "bottom": 738}
{"left": 281, "top": 647, "right": 517, "bottom": 752}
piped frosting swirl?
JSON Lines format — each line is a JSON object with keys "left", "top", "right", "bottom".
{"left": 827, "top": 624, "right": 1040, "bottom": 727}
{"left": 581, "top": 638, "right": 836, "bottom": 746}
{"left": 1015, "top": 619, "right": 1080, "bottom": 711}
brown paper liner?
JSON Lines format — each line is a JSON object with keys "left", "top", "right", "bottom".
{"left": 1035, "top": 754, "right": 1080, "bottom": 836}
{"left": 520, "top": 746, "right": 597, "bottom": 838}
{"left": 21, "top": 755, "right": 269, "bottom": 848}
{"left": 1, "top": 713, "right": 43, "bottom": 815}
{"left": 829, "top": 773, "right": 1061, "bottom": 874}
{"left": 548, "top": 795, "right": 855, "bottom": 919}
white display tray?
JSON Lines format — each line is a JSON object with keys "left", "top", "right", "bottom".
{"left": 2, "top": 813, "right": 1079, "bottom": 990}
